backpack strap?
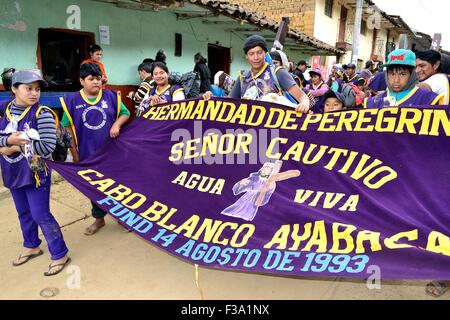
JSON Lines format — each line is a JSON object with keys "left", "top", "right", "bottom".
{"left": 35, "top": 106, "right": 59, "bottom": 127}
{"left": 116, "top": 90, "right": 121, "bottom": 120}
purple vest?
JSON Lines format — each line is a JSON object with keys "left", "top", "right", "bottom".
{"left": 239, "top": 64, "right": 279, "bottom": 100}
{"left": 306, "top": 81, "right": 326, "bottom": 113}
{"left": 149, "top": 84, "right": 182, "bottom": 104}
{"left": 364, "top": 87, "right": 441, "bottom": 108}
{"left": 368, "top": 71, "right": 387, "bottom": 92}
{"left": 0, "top": 101, "right": 47, "bottom": 189}
{"left": 347, "top": 74, "right": 359, "bottom": 85}
{"left": 61, "top": 89, "right": 119, "bottom": 161}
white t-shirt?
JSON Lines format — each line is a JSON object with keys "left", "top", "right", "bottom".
{"left": 424, "top": 73, "right": 449, "bottom": 104}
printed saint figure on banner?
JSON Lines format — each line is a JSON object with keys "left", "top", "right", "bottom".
{"left": 221, "top": 160, "right": 300, "bottom": 221}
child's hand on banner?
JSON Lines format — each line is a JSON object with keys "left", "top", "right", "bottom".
{"left": 110, "top": 123, "right": 121, "bottom": 139}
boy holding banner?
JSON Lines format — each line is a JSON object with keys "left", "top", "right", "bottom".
{"left": 60, "top": 63, "right": 130, "bottom": 236}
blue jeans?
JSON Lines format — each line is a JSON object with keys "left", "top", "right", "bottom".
{"left": 10, "top": 179, "right": 68, "bottom": 260}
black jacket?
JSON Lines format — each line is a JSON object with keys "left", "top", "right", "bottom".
{"left": 194, "top": 62, "right": 212, "bottom": 93}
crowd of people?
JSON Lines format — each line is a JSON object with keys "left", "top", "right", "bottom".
{"left": 0, "top": 35, "right": 449, "bottom": 297}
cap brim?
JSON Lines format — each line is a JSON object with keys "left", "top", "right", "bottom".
{"left": 14, "top": 79, "right": 48, "bottom": 88}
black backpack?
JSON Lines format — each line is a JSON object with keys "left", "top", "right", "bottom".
{"left": 169, "top": 71, "right": 201, "bottom": 98}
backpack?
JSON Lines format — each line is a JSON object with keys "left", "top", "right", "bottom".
{"left": 34, "top": 106, "right": 72, "bottom": 162}
{"left": 341, "top": 83, "right": 365, "bottom": 108}
{"left": 169, "top": 71, "right": 201, "bottom": 98}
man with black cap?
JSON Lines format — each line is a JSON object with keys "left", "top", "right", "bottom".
{"left": 343, "top": 63, "right": 358, "bottom": 85}
{"left": 228, "top": 34, "right": 309, "bottom": 113}
{"left": 292, "top": 59, "right": 310, "bottom": 88}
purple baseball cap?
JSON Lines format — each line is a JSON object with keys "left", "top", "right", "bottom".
{"left": 12, "top": 69, "right": 48, "bottom": 88}
{"left": 308, "top": 68, "right": 322, "bottom": 78}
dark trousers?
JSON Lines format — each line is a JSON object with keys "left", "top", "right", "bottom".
{"left": 91, "top": 201, "right": 107, "bottom": 219}
{"left": 10, "top": 180, "right": 68, "bottom": 260}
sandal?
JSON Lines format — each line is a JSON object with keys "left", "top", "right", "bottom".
{"left": 12, "top": 249, "right": 44, "bottom": 267}
{"left": 425, "top": 280, "right": 449, "bottom": 298}
{"left": 43, "top": 257, "right": 71, "bottom": 276}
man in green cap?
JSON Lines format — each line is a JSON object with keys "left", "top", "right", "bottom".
{"left": 363, "top": 49, "right": 443, "bottom": 108}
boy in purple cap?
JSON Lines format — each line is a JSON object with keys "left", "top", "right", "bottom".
{"left": 60, "top": 63, "right": 130, "bottom": 235}
{"left": 0, "top": 69, "right": 70, "bottom": 276}
{"left": 363, "top": 49, "right": 443, "bottom": 108}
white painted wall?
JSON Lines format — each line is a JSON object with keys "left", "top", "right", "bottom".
{"left": 313, "top": 0, "right": 340, "bottom": 47}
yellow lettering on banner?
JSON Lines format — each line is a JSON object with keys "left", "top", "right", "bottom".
{"left": 209, "top": 180, "right": 225, "bottom": 195}
{"left": 212, "top": 222, "right": 238, "bottom": 246}
{"left": 323, "top": 148, "right": 348, "bottom": 170}
{"left": 301, "top": 114, "right": 322, "bottom": 131}
{"left": 229, "top": 104, "right": 248, "bottom": 124}
{"left": 394, "top": 108, "right": 422, "bottom": 134}
{"left": 176, "top": 101, "right": 195, "bottom": 119}
{"left": 140, "top": 201, "right": 177, "bottom": 227}
{"left": 121, "top": 193, "right": 147, "bottom": 210}
{"left": 246, "top": 105, "right": 266, "bottom": 126}
{"left": 230, "top": 224, "right": 255, "bottom": 248}
{"left": 266, "top": 137, "right": 287, "bottom": 159}
{"left": 169, "top": 142, "right": 184, "bottom": 162}
{"left": 191, "top": 219, "right": 223, "bottom": 242}
{"left": 338, "top": 194, "right": 359, "bottom": 211}
{"left": 216, "top": 102, "right": 236, "bottom": 123}
{"left": 318, "top": 112, "right": 338, "bottom": 131}
{"left": 265, "top": 108, "right": 285, "bottom": 128}
{"left": 200, "top": 133, "right": 218, "bottom": 156}
{"left": 354, "top": 109, "right": 377, "bottom": 132}
{"left": 349, "top": 155, "right": 382, "bottom": 180}
{"left": 282, "top": 141, "right": 304, "bottom": 161}
{"left": 375, "top": 108, "right": 398, "bottom": 132}
{"left": 302, "top": 144, "right": 328, "bottom": 165}
{"left": 429, "top": 110, "right": 450, "bottom": 136}
{"left": 280, "top": 110, "right": 298, "bottom": 130}
{"left": 264, "top": 225, "right": 290, "bottom": 249}
{"left": 172, "top": 171, "right": 188, "bottom": 185}
{"left": 335, "top": 110, "right": 358, "bottom": 131}
{"left": 78, "top": 169, "right": 103, "bottom": 181}
{"left": 355, "top": 230, "right": 382, "bottom": 254}
{"left": 184, "top": 138, "right": 200, "bottom": 159}
{"left": 234, "top": 134, "right": 252, "bottom": 154}
{"left": 155, "top": 106, "right": 170, "bottom": 120}
{"left": 89, "top": 178, "right": 115, "bottom": 192}
{"left": 173, "top": 214, "right": 200, "bottom": 238}
{"left": 104, "top": 184, "right": 131, "bottom": 201}
{"left": 302, "top": 220, "right": 327, "bottom": 252}
{"left": 189, "top": 100, "right": 204, "bottom": 119}
{"left": 329, "top": 223, "right": 356, "bottom": 253}
{"left": 166, "top": 103, "right": 180, "bottom": 120}
{"left": 418, "top": 109, "right": 433, "bottom": 135}
{"left": 289, "top": 223, "right": 312, "bottom": 250}
{"left": 294, "top": 189, "right": 314, "bottom": 204}
{"left": 203, "top": 100, "right": 223, "bottom": 120}
{"left": 363, "top": 167, "right": 398, "bottom": 190}
{"left": 426, "top": 231, "right": 450, "bottom": 256}
{"left": 338, "top": 151, "right": 358, "bottom": 174}
{"left": 384, "top": 229, "right": 418, "bottom": 249}
{"left": 142, "top": 107, "right": 158, "bottom": 119}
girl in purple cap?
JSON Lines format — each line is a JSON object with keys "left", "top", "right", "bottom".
{"left": 0, "top": 69, "right": 70, "bottom": 276}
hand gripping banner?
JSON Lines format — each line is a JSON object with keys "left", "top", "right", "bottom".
{"left": 47, "top": 98, "right": 450, "bottom": 280}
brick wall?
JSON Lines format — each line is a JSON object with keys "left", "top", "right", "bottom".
{"left": 231, "top": 0, "right": 317, "bottom": 36}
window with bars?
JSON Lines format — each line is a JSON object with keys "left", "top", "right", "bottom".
{"left": 325, "top": 0, "right": 333, "bottom": 18}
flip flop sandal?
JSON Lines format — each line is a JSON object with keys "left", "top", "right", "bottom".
{"left": 12, "top": 249, "right": 44, "bottom": 267}
{"left": 43, "top": 257, "right": 71, "bottom": 277}
{"left": 425, "top": 281, "right": 449, "bottom": 298}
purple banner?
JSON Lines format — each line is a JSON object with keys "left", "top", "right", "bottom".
{"left": 48, "top": 98, "right": 450, "bottom": 280}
